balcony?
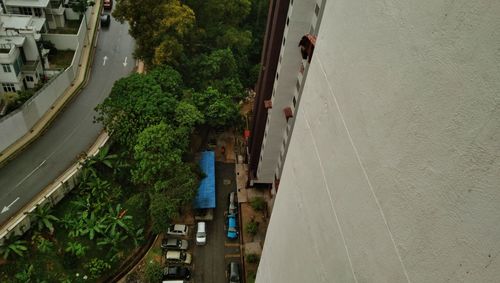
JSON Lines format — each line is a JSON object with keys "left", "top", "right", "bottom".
{"left": 47, "top": 0, "right": 64, "bottom": 15}
{"left": 21, "top": 60, "right": 39, "bottom": 72}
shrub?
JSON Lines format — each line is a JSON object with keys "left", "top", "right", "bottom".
{"left": 123, "top": 192, "right": 148, "bottom": 230}
{"left": 245, "top": 221, "right": 258, "bottom": 236}
{"left": 85, "top": 258, "right": 111, "bottom": 279}
{"left": 62, "top": 252, "right": 79, "bottom": 269}
{"left": 250, "top": 197, "right": 266, "bottom": 212}
{"left": 247, "top": 270, "right": 257, "bottom": 283}
{"left": 144, "top": 260, "right": 163, "bottom": 283}
{"left": 246, "top": 253, "right": 260, "bottom": 264}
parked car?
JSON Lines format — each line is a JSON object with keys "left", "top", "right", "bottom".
{"left": 226, "top": 214, "right": 238, "bottom": 239}
{"left": 103, "top": 0, "right": 113, "bottom": 10}
{"left": 227, "top": 262, "right": 240, "bottom": 283}
{"left": 196, "top": 221, "right": 207, "bottom": 245}
{"left": 100, "top": 14, "right": 110, "bottom": 28}
{"left": 162, "top": 238, "right": 189, "bottom": 250}
{"left": 165, "top": 250, "right": 192, "bottom": 265}
{"left": 163, "top": 266, "right": 191, "bottom": 280}
{"left": 167, "top": 224, "right": 189, "bottom": 236}
{"left": 228, "top": 192, "right": 237, "bottom": 215}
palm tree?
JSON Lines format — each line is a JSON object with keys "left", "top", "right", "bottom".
{"left": 28, "top": 203, "right": 59, "bottom": 234}
{"left": 97, "top": 229, "right": 128, "bottom": 254}
{"left": 0, "top": 236, "right": 28, "bottom": 259}
{"left": 32, "top": 233, "right": 54, "bottom": 254}
{"left": 15, "top": 264, "right": 34, "bottom": 282}
{"left": 65, "top": 241, "right": 87, "bottom": 257}
{"left": 104, "top": 204, "right": 133, "bottom": 235}
{"left": 79, "top": 211, "right": 106, "bottom": 240}
{"left": 92, "top": 145, "right": 118, "bottom": 169}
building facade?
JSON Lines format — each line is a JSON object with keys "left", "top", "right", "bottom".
{"left": 0, "top": 11, "right": 46, "bottom": 94}
{"left": 253, "top": 0, "right": 500, "bottom": 282}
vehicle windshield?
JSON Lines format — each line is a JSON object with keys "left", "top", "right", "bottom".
{"left": 180, "top": 253, "right": 186, "bottom": 260}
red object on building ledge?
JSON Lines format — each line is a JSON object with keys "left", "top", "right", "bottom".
{"left": 264, "top": 100, "right": 273, "bottom": 109}
{"left": 283, "top": 107, "right": 293, "bottom": 120}
{"left": 244, "top": 130, "right": 251, "bottom": 139}
{"left": 298, "top": 34, "right": 316, "bottom": 63}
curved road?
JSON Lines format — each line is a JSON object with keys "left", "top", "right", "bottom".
{"left": 0, "top": 15, "right": 135, "bottom": 225}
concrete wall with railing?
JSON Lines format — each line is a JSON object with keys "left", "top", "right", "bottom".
{"left": 0, "top": 14, "right": 87, "bottom": 153}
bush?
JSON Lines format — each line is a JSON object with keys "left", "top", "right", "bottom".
{"left": 62, "top": 252, "right": 79, "bottom": 269}
{"left": 246, "top": 253, "right": 260, "bottom": 264}
{"left": 247, "top": 270, "right": 257, "bottom": 283}
{"left": 245, "top": 221, "right": 258, "bottom": 236}
{"left": 85, "top": 258, "right": 111, "bottom": 279}
{"left": 144, "top": 260, "right": 163, "bottom": 283}
{"left": 250, "top": 197, "right": 266, "bottom": 212}
{"left": 123, "top": 192, "right": 148, "bottom": 230}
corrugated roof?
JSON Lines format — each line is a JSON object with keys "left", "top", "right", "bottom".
{"left": 194, "top": 151, "right": 215, "bottom": 209}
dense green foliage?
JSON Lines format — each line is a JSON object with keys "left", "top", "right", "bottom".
{"left": 0, "top": 0, "right": 268, "bottom": 280}
{"left": 114, "top": 0, "right": 268, "bottom": 89}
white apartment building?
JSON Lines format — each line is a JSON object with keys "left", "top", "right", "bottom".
{"left": 253, "top": 0, "right": 500, "bottom": 282}
{"left": 0, "top": 11, "right": 45, "bottom": 94}
{"left": 1, "top": 0, "right": 66, "bottom": 29}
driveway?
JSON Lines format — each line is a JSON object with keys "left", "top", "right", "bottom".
{"left": 192, "top": 162, "right": 241, "bottom": 283}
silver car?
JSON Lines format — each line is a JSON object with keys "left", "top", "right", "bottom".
{"left": 167, "top": 224, "right": 189, "bottom": 236}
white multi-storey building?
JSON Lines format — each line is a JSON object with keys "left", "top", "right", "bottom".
{"left": 1, "top": 0, "right": 66, "bottom": 29}
{"left": 251, "top": 0, "right": 500, "bottom": 282}
{"left": 0, "top": 10, "right": 46, "bottom": 94}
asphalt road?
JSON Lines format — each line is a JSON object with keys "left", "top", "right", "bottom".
{"left": 193, "top": 162, "right": 241, "bottom": 283}
{"left": 0, "top": 14, "right": 135, "bottom": 225}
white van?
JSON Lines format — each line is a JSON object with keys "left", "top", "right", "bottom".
{"left": 196, "top": 221, "right": 207, "bottom": 245}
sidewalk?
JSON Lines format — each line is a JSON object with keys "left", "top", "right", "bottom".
{"left": 0, "top": 3, "right": 102, "bottom": 166}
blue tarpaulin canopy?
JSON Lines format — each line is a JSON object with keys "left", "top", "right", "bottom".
{"left": 194, "top": 151, "right": 216, "bottom": 209}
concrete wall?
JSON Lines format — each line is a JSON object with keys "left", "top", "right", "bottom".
{"left": 0, "top": 17, "right": 86, "bottom": 152}
{"left": 256, "top": 0, "right": 500, "bottom": 282}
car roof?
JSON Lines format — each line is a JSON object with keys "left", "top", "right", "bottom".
{"left": 228, "top": 216, "right": 236, "bottom": 226}
{"left": 166, "top": 250, "right": 181, "bottom": 257}
{"left": 166, "top": 238, "right": 179, "bottom": 244}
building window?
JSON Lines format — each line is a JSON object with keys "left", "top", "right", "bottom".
{"left": 20, "top": 7, "right": 32, "bottom": 15}
{"left": 293, "top": 96, "right": 297, "bottom": 107}
{"left": 34, "top": 8, "right": 42, "bottom": 17}
{"left": 2, "top": 64, "right": 11, "bottom": 73}
{"left": 315, "top": 3, "right": 320, "bottom": 16}
{"left": 276, "top": 72, "right": 279, "bottom": 80}
{"left": 3, "top": 83, "right": 16, "bottom": 92}
{"left": 26, "top": 75, "right": 34, "bottom": 82}
{"left": 13, "top": 56, "right": 23, "bottom": 76}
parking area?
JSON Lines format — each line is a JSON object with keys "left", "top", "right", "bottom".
{"left": 190, "top": 162, "right": 241, "bottom": 283}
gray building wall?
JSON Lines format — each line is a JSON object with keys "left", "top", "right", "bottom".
{"left": 256, "top": 0, "right": 500, "bottom": 282}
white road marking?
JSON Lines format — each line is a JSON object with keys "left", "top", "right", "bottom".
{"left": 1, "top": 197, "right": 20, "bottom": 214}
{"left": 14, "top": 160, "right": 46, "bottom": 189}
{"left": 103, "top": 55, "right": 108, "bottom": 66}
